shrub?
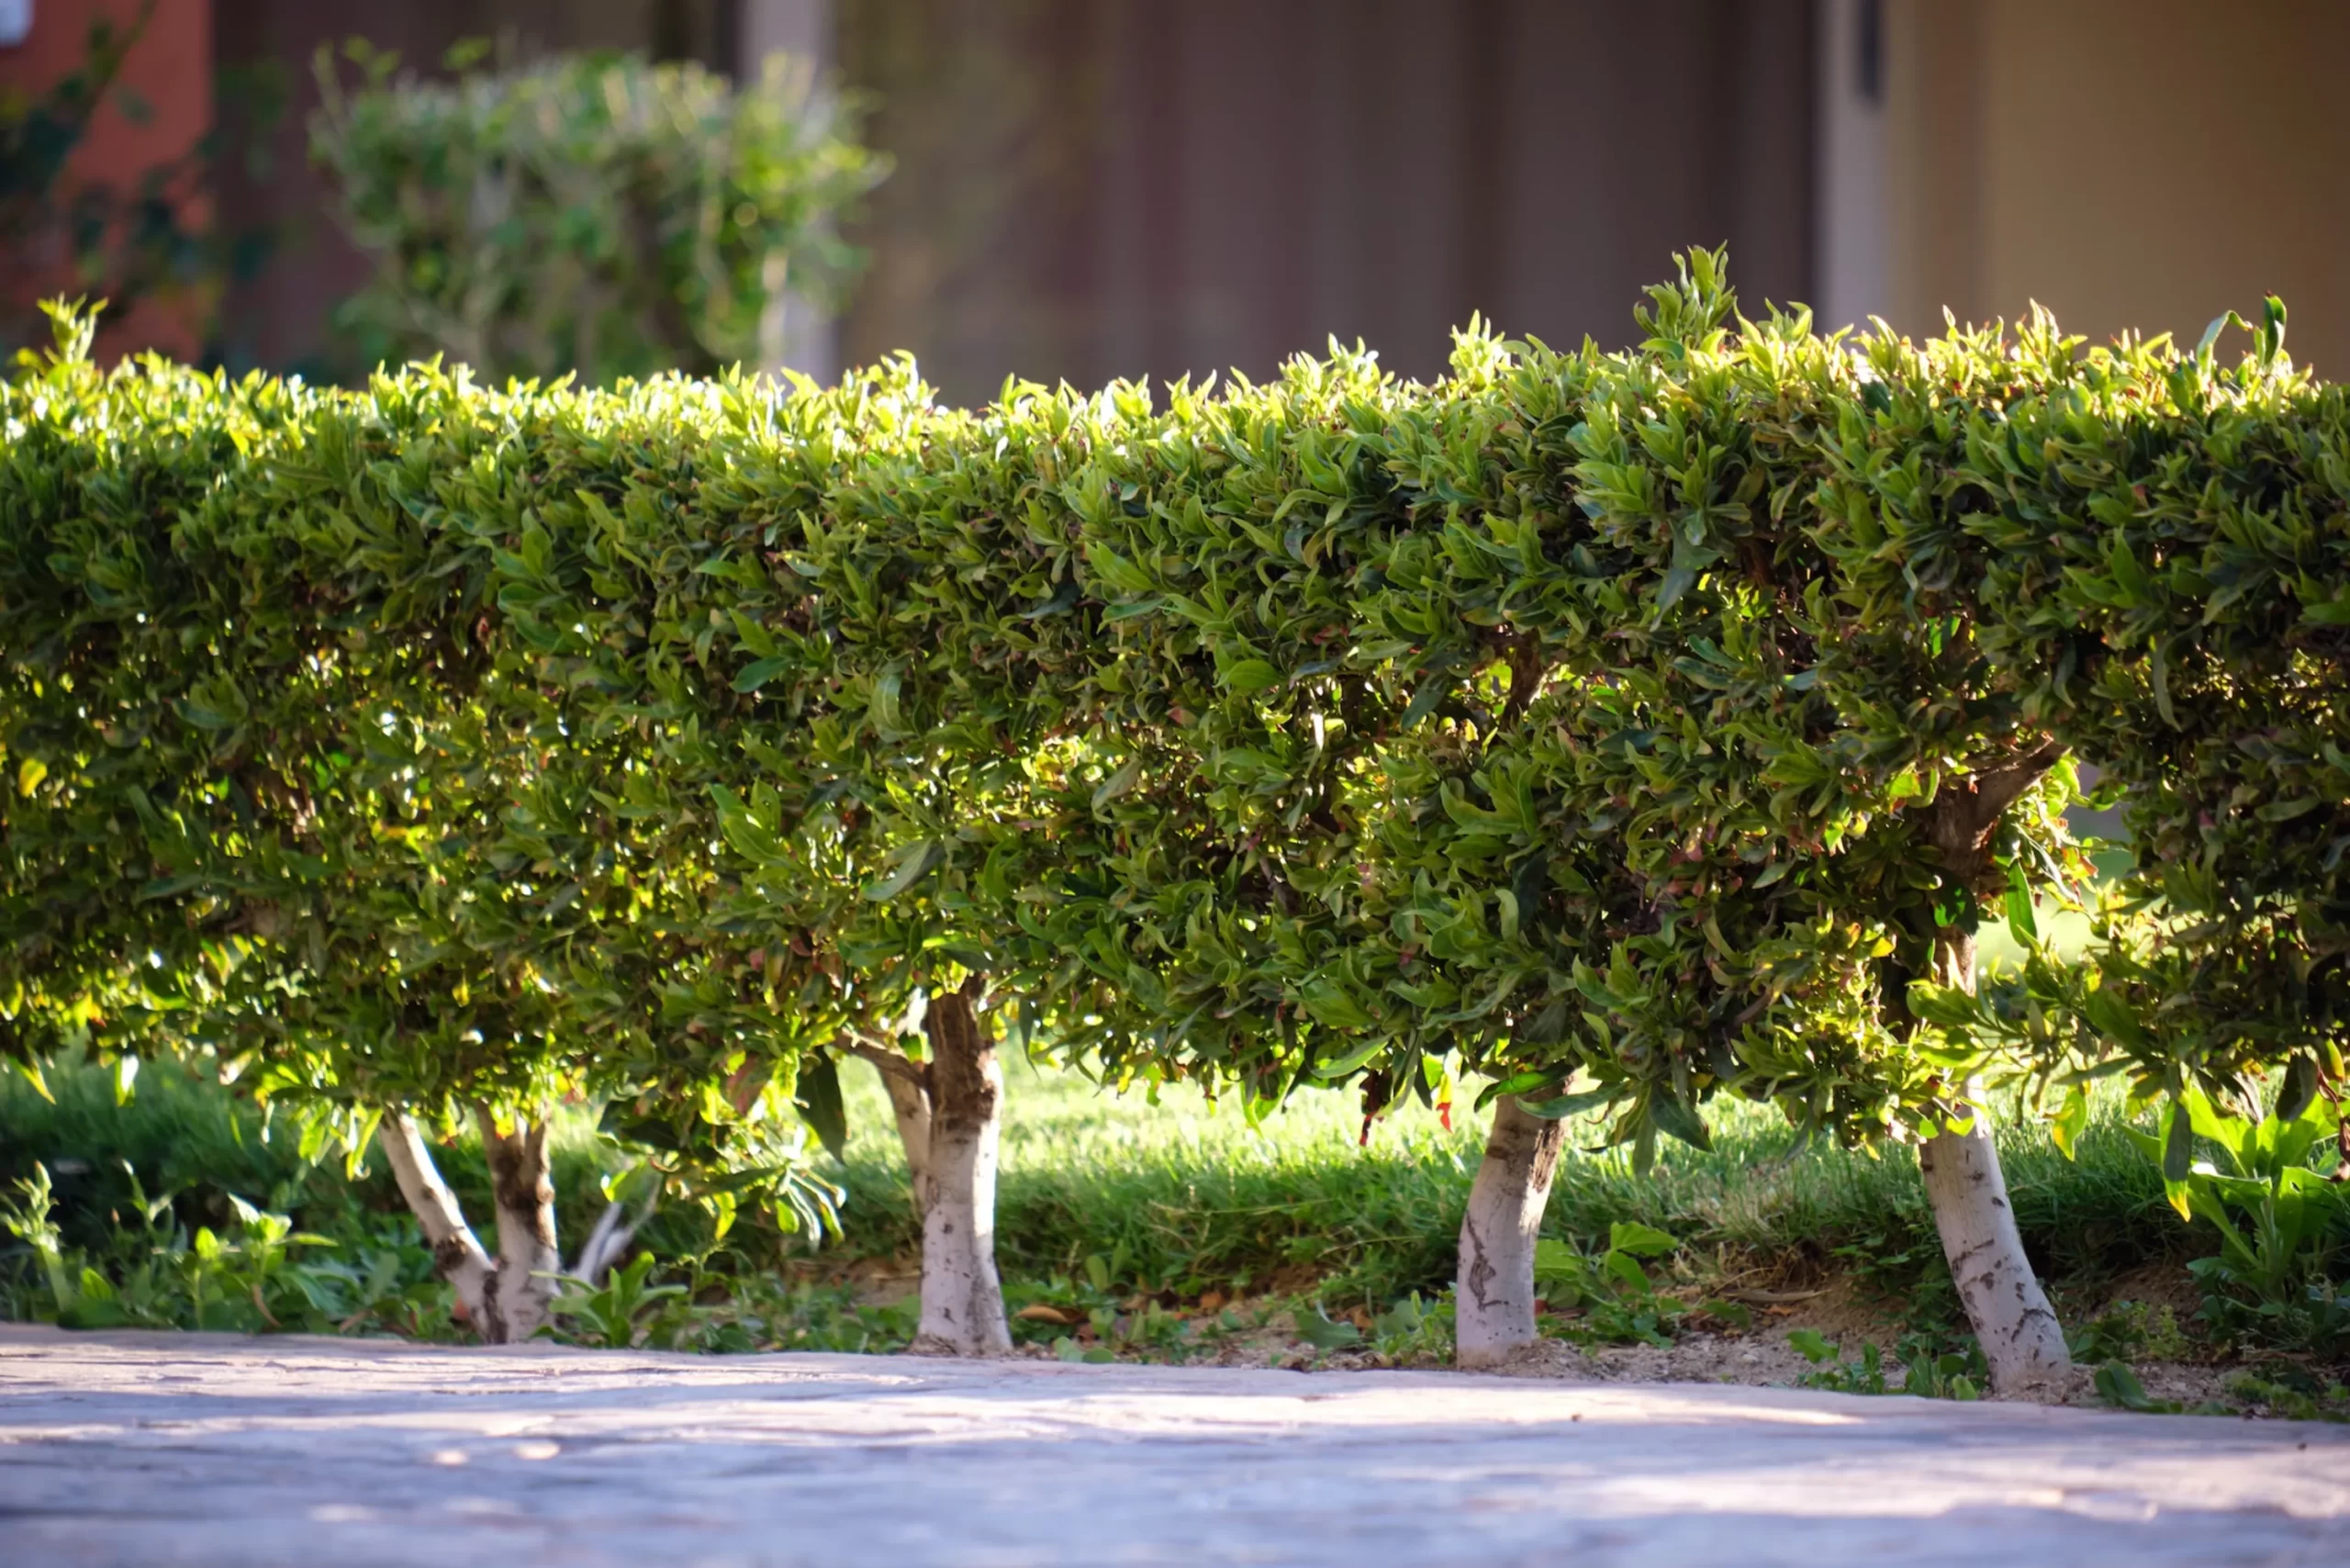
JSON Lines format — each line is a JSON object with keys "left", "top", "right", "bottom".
{"left": 6, "top": 257, "right": 2345, "bottom": 1378}
{"left": 310, "top": 42, "right": 887, "bottom": 383}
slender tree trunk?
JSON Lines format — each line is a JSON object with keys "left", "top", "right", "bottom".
{"left": 378, "top": 1113, "right": 502, "bottom": 1340}
{"left": 1908, "top": 748, "right": 2075, "bottom": 1397}
{"left": 476, "top": 1108, "right": 562, "bottom": 1343}
{"left": 910, "top": 982, "right": 1012, "bottom": 1356}
{"left": 1456, "top": 1095, "right": 1568, "bottom": 1369}
{"left": 1918, "top": 928, "right": 2072, "bottom": 1396}
{"left": 878, "top": 1054, "right": 934, "bottom": 1223}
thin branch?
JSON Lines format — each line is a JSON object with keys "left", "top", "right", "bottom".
{"left": 842, "top": 1036, "right": 929, "bottom": 1096}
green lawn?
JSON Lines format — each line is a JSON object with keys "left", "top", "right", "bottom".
{"left": 831, "top": 1048, "right": 2188, "bottom": 1318}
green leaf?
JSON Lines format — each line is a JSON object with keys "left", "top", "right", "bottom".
{"left": 2161, "top": 1098, "right": 2194, "bottom": 1182}
{"left": 869, "top": 666, "right": 909, "bottom": 738}
{"left": 1400, "top": 678, "right": 1449, "bottom": 728}
{"left": 2276, "top": 1054, "right": 2320, "bottom": 1127}
{"left": 2079, "top": 986, "right": 2147, "bottom": 1050}
{"left": 1091, "top": 756, "right": 1142, "bottom": 812}
{"left": 2048, "top": 1083, "right": 2089, "bottom": 1160}
{"left": 1220, "top": 658, "right": 1282, "bottom": 695}
{"left": 15, "top": 757, "right": 45, "bottom": 797}
{"left": 1309, "top": 1037, "right": 1385, "bottom": 1081}
{"left": 2149, "top": 640, "right": 2177, "bottom": 729}
{"left": 2093, "top": 1361, "right": 2154, "bottom": 1412}
{"left": 862, "top": 840, "right": 942, "bottom": 902}
{"left": 1293, "top": 1305, "right": 1362, "bottom": 1350}
{"left": 2299, "top": 597, "right": 2350, "bottom": 627}
{"left": 2003, "top": 862, "right": 2038, "bottom": 945}
{"left": 1517, "top": 996, "right": 1571, "bottom": 1047}
{"left": 794, "top": 1055, "right": 849, "bottom": 1159}
{"left": 1649, "top": 1088, "right": 1712, "bottom": 1151}
{"left": 13, "top": 1058, "right": 53, "bottom": 1103}
{"left": 1607, "top": 1220, "right": 1677, "bottom": 1259}
{"left": 1298, "top": 980, "right": 1374, "bottom": 1032}
{"left": 732, "top": 655, "right": 793, "bottom": 694}
{"left": 1517, "top": 1087, "right": 1616, "bottom": 1121}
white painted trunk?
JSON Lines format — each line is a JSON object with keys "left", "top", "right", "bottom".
{"left": 878, "top": 1052, "right": 934, "bottom": 1223}
{"left": 378, "top": 1113, "right": 499, "bottom": 1339}
{"left": 1919, "top": 1074, "right": 2072, "bottom": 1396}
{"left": 570, "top": 1200, "right": 641, "bottom": 1285}
{"left": 910, "top": 989, "right": 1012, "bottom": 1356}
{"left": 1456, "top": 1094, "right": 1567, "bottom": 1369}
{"left": 1918, "top": 930, "right": 2071, "bottom": 1397}
{"left": 476, "top": 1109, "right": 562, "bottom": 1343}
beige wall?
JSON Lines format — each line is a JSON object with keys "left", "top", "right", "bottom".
{"left": 1881, "top": 0, "right": 2350, "bottom": 375}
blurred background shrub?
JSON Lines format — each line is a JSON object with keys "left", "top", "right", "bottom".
{"left": 310, "top": 39, "right": 885, "bottom": 384}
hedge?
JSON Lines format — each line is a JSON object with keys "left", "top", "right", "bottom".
{"left": 4, "top": 256, "right": 2344, "bottom": 1372}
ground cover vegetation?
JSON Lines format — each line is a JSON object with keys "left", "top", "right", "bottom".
{"left": 5, "top": 253, "right": 2350, "bottom": 1397}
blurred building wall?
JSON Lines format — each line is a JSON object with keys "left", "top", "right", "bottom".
{"left": 1824, "top": 0, "right": 2350, "bottom": 374}
{"left": 0, "top": 0, "right": 214, "bottom": 359}
{"left": 838, "top": 0, "right": 1818, "bottom": 404}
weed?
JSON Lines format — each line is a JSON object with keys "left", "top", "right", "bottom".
{"left": 2070, "top": 1300, "right": 2192, "bottom": 1365}
{"left": 2225, "top": 1368, "right": 2350, "bottom": 1423}
{"left": 1, "top": 1159, "right": 442, "bottom": 1336}
{"left": 545, "top": 1253, "right": 688, "bottom": 1349}
{"left": 1534, "top": 1223, "right": 1685, "bottom": 1347}
{"left": 2127, "top": 1087, "right": 2350, "bottom": 1357}
{"left": 1789, "top": 1327, "right": 1985, "bottom": 1400}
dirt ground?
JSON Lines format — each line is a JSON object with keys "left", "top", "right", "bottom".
{"left": 799, "top": 1246, "right": 2333, "bottom": 1422}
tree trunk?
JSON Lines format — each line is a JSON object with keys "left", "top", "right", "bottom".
{"left": 378, "top": 1113, "right": 501, "bottom": 1340}
{"left": 1918, "top": 928, "right": 2072, "bottom": 1396}
{"left": 1456, "top": 1094, "right": 1568, "bottom": 1369}
{"left": 910, "top": 983, "right": 1012, "bottom": 1356}
{"left": 476, "top": 1108, "right": 562, "bottom": 1344}
{"left": 1908, "top": 748, "right": 2075, "bottom": 1397}
{"left": 878, "top": 1052, "right": 934, "bottom": 1223}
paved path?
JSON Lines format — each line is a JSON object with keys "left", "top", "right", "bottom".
{"left": 4, "top": 1327, "right": 2348, "bottom": 1566}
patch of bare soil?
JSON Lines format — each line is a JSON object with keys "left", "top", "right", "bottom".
{"left": 841, "top": 1255, "right": 2322, "bottom": 1417}
{"left": 784, "top": 1254, "right": 923, "bottom": 1305}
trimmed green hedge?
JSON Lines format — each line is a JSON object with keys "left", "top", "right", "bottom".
{"left": 3, "top": 254, "right": 2344, "bottom": 1172}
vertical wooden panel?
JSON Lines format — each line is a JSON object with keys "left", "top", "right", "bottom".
{"left": 1886, "top": 0, "right": 1984, "bottom": 330}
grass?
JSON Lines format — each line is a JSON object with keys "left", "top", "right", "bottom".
{"left": 0, "top": 1041, "right": 2219, "bottom": 1354}
{"left": 850, "top": 1052, "right": 2195, "bottom": 1325}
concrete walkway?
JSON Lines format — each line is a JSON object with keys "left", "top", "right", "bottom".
{"left": 3, "top": 1327, "right": 2348, "bottom": 1566}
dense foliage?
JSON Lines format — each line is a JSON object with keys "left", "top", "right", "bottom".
{"left": 3, "top": 256, "right": 2345, "bottom": 1281}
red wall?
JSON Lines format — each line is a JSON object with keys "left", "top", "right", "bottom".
{"left": 2, "top": 0, "right": 214, "bottom": 360}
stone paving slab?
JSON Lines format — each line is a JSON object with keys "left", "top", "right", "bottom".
{"left": 4, "top": 1326, "right": 2349, "bottom": 1566}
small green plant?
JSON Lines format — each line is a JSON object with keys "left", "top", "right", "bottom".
{"left": 2069, "top": 1299, "right": 2192, "bottom": 1365}
{"left": 1368, "top": 1290, "right": 1455, "bottom": 1364}
{"left": 1789, "top": 1328, "right": 1889, "bottom": 1394}
{"left": 0, "top": 1159, "right": 375, "bottom": 1333}
{"left": 2226, "top": 1367, "right": 2350, "bottom": 1423}
{"left": 1533, "top": 1222, "right": 1684, "bottom": 1347}
{"left": 545, "top": 1251, "right": 687, "bottom": 1349}
{"left": 2089, "top": 1361, "right": 2183, "bottom": 1414}
{"left": 1789, "top": 1327, "right": 1984, "bottom": 1400}
{"left": 2127, "top": 1085, "right": 2350, "bottom": 1355}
